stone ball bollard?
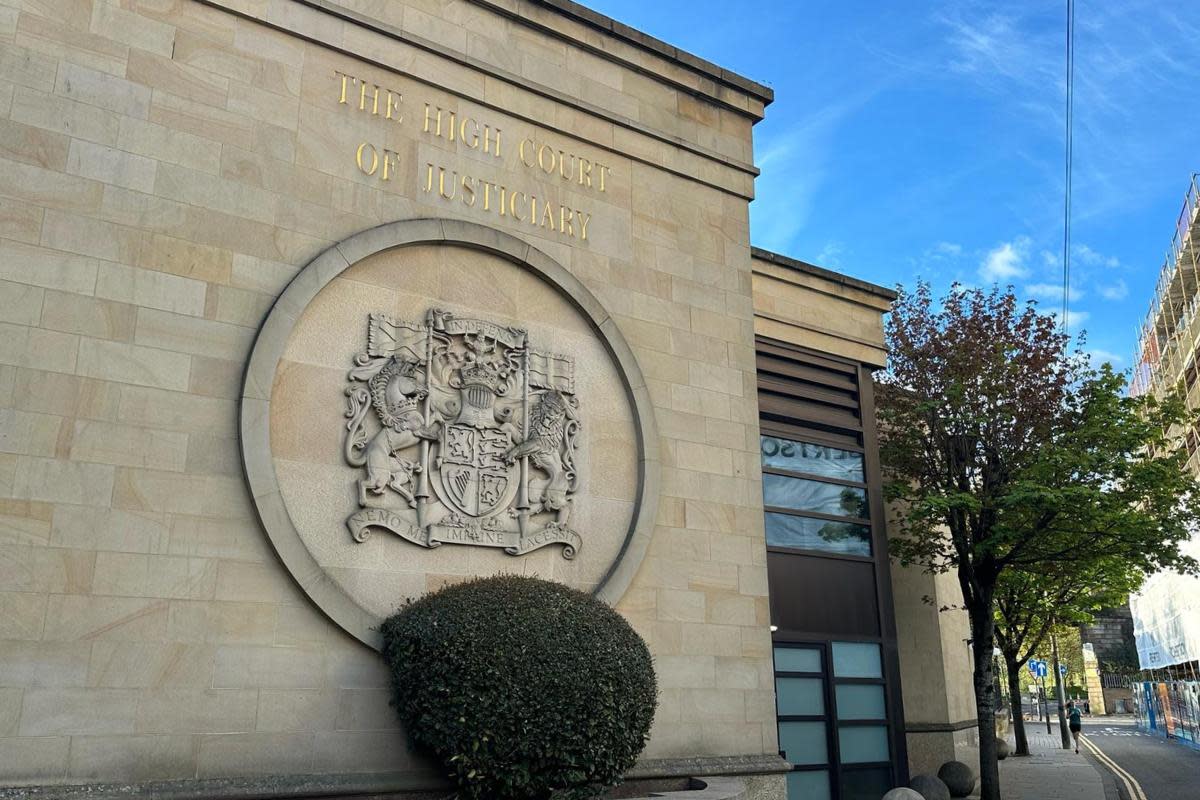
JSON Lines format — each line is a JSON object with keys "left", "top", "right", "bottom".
{"left": 996, "top": 737, "right": 1011, "bottom": 760}
{"left": 882, "top": 788, "right": 925, "bottom": 800}
{"left": 937, "top": 760, "right": 977, "bottom": 798}
{"left": 908, "top": 774, "right": 951, "bottom": 800}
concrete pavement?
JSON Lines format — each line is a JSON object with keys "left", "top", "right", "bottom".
{"left": 995, "top": 721, "right": 1118, "bottom": 800}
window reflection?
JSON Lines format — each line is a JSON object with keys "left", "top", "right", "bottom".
{"left": 765, "top": 512, "right": 872, "bottom": 556}
{"left": 763, "top": 474, "right": 868, "bottom": 518}
{"left": 761, "top": 435, "right": 865, "bottom": 482}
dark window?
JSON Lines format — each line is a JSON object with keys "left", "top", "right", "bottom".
{"left": 839, "top": 767, "right": 892, "bottom": 800}
{"left": 767, "top": 557, "right": 880, "bottom": 637}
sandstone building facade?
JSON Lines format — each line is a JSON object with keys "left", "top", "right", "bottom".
{"left": 0, "top": 1, "right": 971, "bottom": 798}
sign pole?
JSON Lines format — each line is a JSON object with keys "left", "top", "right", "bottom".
{"left": 1052, "top": 632, "right": 1071, "bottom": 749}
{"left": 1043, "top": 676, "right": 1051, "bottom": 735}
{"left": 1029, "top": 662, "right": 1041, "bottom": 722}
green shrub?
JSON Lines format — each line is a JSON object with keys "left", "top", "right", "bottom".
{"left": 380, "top": 575, "right": 657, "bottom": 800}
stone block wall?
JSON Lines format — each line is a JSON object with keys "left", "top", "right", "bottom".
{"left": 1080, "top": 606, "right": 1136, "bottom": 668}
{"left": 0, "top": 0, "right": 782, "bottom": 790}
{"left": 889, "top": 552, "right": 979, "bottom": 777}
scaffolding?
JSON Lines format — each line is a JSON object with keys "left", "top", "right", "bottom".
{"left": 1129, "top": 175, "right": 1200, "bottom": 685}
{"left": 1130, "top": 173, "right": 1200, "bottom": 469}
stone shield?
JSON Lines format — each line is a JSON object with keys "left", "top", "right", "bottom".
{"left": 436, "top": 423, "right": 516, "bottom": 517}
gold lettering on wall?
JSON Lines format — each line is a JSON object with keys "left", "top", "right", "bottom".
{"left": 355, "top": 142, "right": 379, "bottom": 175}
{"left": 419, "top": 164, "right": 592, "bottom": 241}
{"left": 336, "top": 70, "right": 607, "bottom": 242}
{"left": 337, "top": 71, "right": 403, "bottom": 121}
{"left": 518, "top": 138, "right": 611, "bottom": 192}
{"left": 423, "top": 104, "right": 502, "bottom": 159}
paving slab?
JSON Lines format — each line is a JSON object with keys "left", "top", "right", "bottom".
{"left": 993, "top": 722, "right": 1116, "bottom": 800}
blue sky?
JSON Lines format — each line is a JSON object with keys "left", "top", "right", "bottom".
{"left": 587, "top": 0, "right": 1200, "bottom": 367}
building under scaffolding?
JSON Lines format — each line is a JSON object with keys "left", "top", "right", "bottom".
{"left": 1131, "top": 174, "right": 1200, "bottom": 410}
{"left": 1128, "top": 174, "right": 1200, "bottom": 748}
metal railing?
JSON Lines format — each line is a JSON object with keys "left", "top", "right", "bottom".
{"left": 1101, "top": 672, "right": 1131, "bottom": 689}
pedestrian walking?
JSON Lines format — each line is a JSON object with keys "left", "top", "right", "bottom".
{"left": 1067, "top": 700, "right": 1083, "bottom": 753}
{"left": 1083, "top": 698, "right": 1090, "bottom": 715}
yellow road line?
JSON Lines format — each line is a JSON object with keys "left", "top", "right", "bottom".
{"left": 1080, "top": 734, "right": 1148, "bottom": 800}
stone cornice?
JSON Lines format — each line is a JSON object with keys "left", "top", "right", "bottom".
{"left": 467, "top": 0, "right": 775, "bottom": 109}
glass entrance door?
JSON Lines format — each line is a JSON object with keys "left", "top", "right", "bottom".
{"left": 774, "top": 642, "right": 893, "bottom": 800}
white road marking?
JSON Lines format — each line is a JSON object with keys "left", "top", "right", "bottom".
{"left": 1081, "top": 734, "right": 1149, "bottom": 800}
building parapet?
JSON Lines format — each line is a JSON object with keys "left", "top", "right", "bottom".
{"left": 750, "top": 248, "right": 894, "bottom": 369}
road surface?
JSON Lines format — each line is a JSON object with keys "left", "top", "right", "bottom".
{"left": 1082, "top": 717, "right": 1200, "bottom": 800}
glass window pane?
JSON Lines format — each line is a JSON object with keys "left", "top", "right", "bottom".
{"left": 774, "top": 647, "right": 822, "bottom": 673}
{"left": 831, "top": 642, "right": 882, "bottom": 678}
{"left": 776, "top": 677, "right": 824, "bottom": 716}
{"left": 778, "top": 721, "right": 828, "bottom": 766}
{"left": 837, "top": 725, "right": 890, "bottom": 763}
{"left": 763, "top": 474, "right": 868, "bottom": 518}
{"left": 786, "top": 770, "right": 831, "bottom": 800}
{"left": 835, "top": 684, "right": 887, "bottom": 720}
{"left": 765, "top": 512, "right": 872, "bottom": 556}
{"left": 840, "top": 767, "right": 893, "bottom": 800}
{"left": 761, "top": 435, "right": 865, "bottom": 482}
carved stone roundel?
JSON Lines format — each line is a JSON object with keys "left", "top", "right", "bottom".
{"left": 343, "top": 309, "right": 583, "bottom": 559}
{"left": 239, "top": 219, "right": 658, "bottom": 650}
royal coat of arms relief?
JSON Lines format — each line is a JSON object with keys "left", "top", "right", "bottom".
{"left": 343, "top": 309, "right": 583, "bottom": 558}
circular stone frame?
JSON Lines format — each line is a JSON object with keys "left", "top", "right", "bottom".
{"left": 239, "top": 218, "right": 660, "bottom": 650}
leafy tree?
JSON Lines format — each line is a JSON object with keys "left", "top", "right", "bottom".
{"left": 1050, "top": 626, "right": 1086, "bottom": 690}
{"left": 877, "top": 283, "right": 1200, "bottom": 800}
{"left": 994, "top": 559, "right": 1136, "bottom": 755}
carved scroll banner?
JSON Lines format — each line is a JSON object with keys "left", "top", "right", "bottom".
{"left": 347, "top": 508, "right": 580, "bottom": 559}
{"left": 343, "top": 308, "right": 582, "bottom": 559}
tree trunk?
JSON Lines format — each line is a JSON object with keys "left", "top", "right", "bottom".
{"left": 1005, "top": 652, "right": 1029, "bottom": 756}
{"left": 969, "top": 602, "right": 1002, "bottom": 800}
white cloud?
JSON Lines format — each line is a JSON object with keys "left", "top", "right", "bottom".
{"left": 912, "top": 241, "right": 964, "bottom": 276}
{"left": 1099, "top": 280, "right": 1129, "bottom": 300}
{"left": 1074, "top": 243, "right": 1120, "bottom": 269}
{"left": 932, "top": 3, "right": 1198, "bottom": 225}
{"left": 1025, "top": 283, "right": 1083, "bottom": 302}
{"left": 1088, "top": 348, "right": 1126, "bottom": 366}
{"left": 815, "top": 241, "right": 844, "bottom": 268}
{"left": 939, "top": 10, "right": 1047, "bottom": 86}
{"left": 979, "top": 237, "right": 1031, "bottom": 283}
{"left": 1051, "top": 309, "right": 1091, "bottom": 330}
{"left": 750, "top": 84, "right": 887, "bottom": 252}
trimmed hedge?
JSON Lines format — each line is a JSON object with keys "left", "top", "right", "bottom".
{"left": 380, "top": 575, "right": 657, "bottom": 800}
